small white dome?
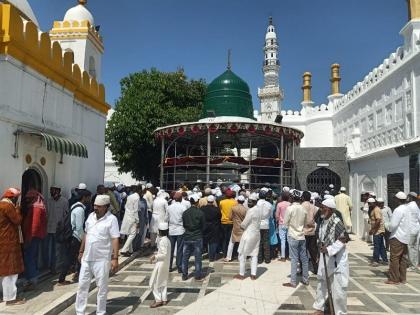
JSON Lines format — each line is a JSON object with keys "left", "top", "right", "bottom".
{"left": 64, "top": 4, "right": 94, "bottom": 25}
{"left": 4, "top": 0, "right": 39, "bottom": 27}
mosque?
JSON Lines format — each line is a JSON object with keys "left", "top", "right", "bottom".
{"left": 0, "top": 0, "right": 109, "bottom": 197}
{"left": 255, "top": 0, "right": 420, "bottom": 236}
{"left": 154, "top": 0, "right": 420, "bottom": 237}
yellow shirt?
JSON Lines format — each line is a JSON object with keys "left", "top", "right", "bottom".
{"left": 220, "top": 198, "right": 237, "bottom": 225}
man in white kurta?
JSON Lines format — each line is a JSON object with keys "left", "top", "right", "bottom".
{"left": 120, "top": 188, "right": 140, "bottom": 256}
{"left": 149, "top": 222, "right": 171, "bottom": 308}
{"left": 313, "top": 199, "right": 349, "bottom": 315}
{"left": 150, "top": 191, "right": 169, "bottom": 247}
{"left": 75, "top": 195, "right": 120, "bottom": 315}
{"left": 235, "top": 193, "right": 261, "bottom": 280}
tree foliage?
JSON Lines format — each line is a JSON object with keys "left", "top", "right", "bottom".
{"left": 106, "top": 68, "right": 207, "bottom": 182}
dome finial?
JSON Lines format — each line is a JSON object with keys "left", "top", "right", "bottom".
{"left": 79, "top": 0, "right": 87, "bottom": 5}
{"left": 269, "top": 16, "right": 273, "bottom": 25}
{"left": 227, "top": 49, "right": 231, "bottom": 70}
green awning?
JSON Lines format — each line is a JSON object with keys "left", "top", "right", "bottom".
{"left": 28, "top": 132, "right": 88, "bottom": 158}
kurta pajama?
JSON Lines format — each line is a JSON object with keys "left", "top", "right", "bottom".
{"left": 0, "top": 199, "right": 24, "bottom": 301}
{"left": 76, "top": 211, "right": 119, "bottom": 315}
{"left": 120, "top": 193, "right": 140, "bottom": 253}
{"left": 149, "top": 236, "right": 171, "bottom": 302}
{"left": 238, "top": 205, "right": 261, "bottom": 276}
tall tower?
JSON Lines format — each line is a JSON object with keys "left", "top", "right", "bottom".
{"left": 50, "top": 0, "right": 104, "bottom": 81}
{"left": 258, "top": 17, "right": 284, "bottom": 122}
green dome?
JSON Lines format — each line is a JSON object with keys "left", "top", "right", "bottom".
{"left": 201, "top": 69, "right": 255, "bottom": 120}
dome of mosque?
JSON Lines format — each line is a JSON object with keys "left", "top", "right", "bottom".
{"left": 5, "top": 0, "right": 39, "bottom": 27}
{"left": 201, "top": 69, "right": 255, "bottom": 120}
{"left": 64, "top": 1, "right": 94, "bottom": 25}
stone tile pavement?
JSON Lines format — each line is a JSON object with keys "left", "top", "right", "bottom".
{"left": 3, "top": 237, "right": 419, "bottom": 315}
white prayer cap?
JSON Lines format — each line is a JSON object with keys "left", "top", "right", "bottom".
{"left": 329, "top": 184, "right": 334, "bottom": 189}
{"left": 158, "top": 222, "right": 169, "bottom": 230}
{"left": 207, "top": 195, "right": 215, "bottom": 203}
{"left": 324, "top": 190, "right": 330, "bottom": 195}
{"left": 340, "top": 187, "right": 346, "bottom": 192}
{"left": 204, "top": 188, "right": 212, "bottom": 195}
{"left": 324, "top": 194, "right": 334, "bottom": 200}
{"left": 311, "top": 192, "right": 320, "bottom": 200}
{"left": 367, "top": 198, "right": 376, "bottom": 203}
{"left": 51, "top": 184, "right": 61, "bottom": 189}
{"left": 249, "top": 193, "right": 259, "bottom": 201}
{"left": 283, "top": 186, "right": 290, "bottom": 192}
{"left": 193, "top": 187, "right": 200, "bottom": 192}
{"left": 395, "top": 192, "right": 407, "bottom": 200}
{"left": 369, "top": 191, "right": 376, "bottom": 197}
{"left": 322, "top": 198, "right": 336, "bottom": 209}
{"left": 78, "top": 183, "right": 87, "bottom": 190}
{"left": 104, "top": 182, "right": 114, "bottom": 188}
{"left": 94, "top": 195, "right": 110, "bottom": 206}
{"left": 237, "top": 195, "right": 245, "bottom": 202}
{"left": 409, "top": 192, "right": 418, "bottom": 198}
{"left": 190, "top": 194, "right": 200, "bottom": 203}
{"left": 157, "top": 190, "right": 166, "bottom": 197}
{"left": 146, "top": 183, "right": 153, "bottom": 189}
{"left": 260, "top": 187, "right": 269, "bottom": 192}
{"left": 376, "top": 197, "right": 384, "bottom": 202}
{"left": 245, "top": 190, "right": 251, "bottom": 197}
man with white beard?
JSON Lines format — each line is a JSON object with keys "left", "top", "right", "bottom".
{"left": 313, "top": 198, "right": 349, "bottom": 315}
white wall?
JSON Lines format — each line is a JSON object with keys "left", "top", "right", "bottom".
{"left": 0, "top": 54, "right": 106, "bottom": 197}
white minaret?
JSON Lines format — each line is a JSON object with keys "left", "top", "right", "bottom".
{"left": 258, "top": 17, "right": 284, "bottom": 122}
{"left": 50, "top": 0, "right": 104, "bottom": 81}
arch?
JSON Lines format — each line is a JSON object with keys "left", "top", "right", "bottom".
{"left": 359, "top": 175, "right": 376, "bottom": 193}
{"left": 88, "top": 56, "right": 96, "bottom": 78}
{"left": 21, "top": 163, "right": 48, "bottom": 199}
{"left": 306, "top": 167, "right": 341, "bottom": 193}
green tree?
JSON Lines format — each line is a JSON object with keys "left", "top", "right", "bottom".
{"left": 106, "top": 68, "right": 206, "bottom": 182}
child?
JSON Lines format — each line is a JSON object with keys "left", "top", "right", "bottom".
{"left": 149, "top": 222, "right": 171, "bottom": 308}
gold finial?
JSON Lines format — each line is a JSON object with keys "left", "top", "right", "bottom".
{"left": 302, "top": 72, "right": 312, "bottom": 102}
{"left": 408, "top": 0, "right": 420, "bottom": 20}
{"left": 227, "top": 49, "right": 231, "bottom": 70}
{"left": 330, "top": 63, "right": 341, "bottom": 95}
{"left": 79, "top": 0, "right": 87, "bottom": 5}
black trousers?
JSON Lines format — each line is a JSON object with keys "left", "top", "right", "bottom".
{"left": 258, "top": 229, "right": 270, "bottom": 263}
{"left": 58, "top": 237, "right": 81, "bottom": 283}
{"left": 221, "top": 224, "right": 233, "bottom": 257}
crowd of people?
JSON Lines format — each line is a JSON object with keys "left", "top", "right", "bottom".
{"left": 0, "top": 181, "right": 419, "bottom": 315}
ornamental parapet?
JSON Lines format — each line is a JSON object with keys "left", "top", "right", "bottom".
{"left": 0, "top": 4, "right": 109, "bottom": 114}
{"left": 333, "top": 45, "right": 415, "bottom": 114}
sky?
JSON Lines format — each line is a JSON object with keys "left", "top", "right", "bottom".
{"left": 30, "top": 0, "right": 407, "bottom": 111}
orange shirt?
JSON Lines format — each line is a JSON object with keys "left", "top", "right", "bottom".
{"left": 220, "top": 198, "right": 237, "bottom": 225}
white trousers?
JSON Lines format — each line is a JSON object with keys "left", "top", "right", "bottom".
{"left": 153, "top": 285, "right": 167, "bottom": 302}
{"left": 0, "top": 274, "right": 18, "bottom": 301}
{"left": 408, "top": 233, "right": 419, "bottom": 268}
{"left": 239, "top": 254, "right": 258, "bottom": 276}
{"left": 226, "top": 233, "right": 235, "bottom": 260}
{"left": 76, "top": 260, "right": 110, "bottom": 315}
{"left": 121, "top": 233, "right": 136, "bottom": 253}
{"left": 313, "top": 274, "right": 347, "bottom": 315}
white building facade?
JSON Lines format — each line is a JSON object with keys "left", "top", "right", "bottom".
{"left": 257, "top": 2, "right": 420, "bottom": 236}
{"left": 0, "top": 0, "right": 109, "bottom": 198}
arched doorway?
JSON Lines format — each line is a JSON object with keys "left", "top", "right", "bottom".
{"left": 21, "top": 168, "right": 43, "bottom": 197}
{"left": 306, "top": 167, "right": 341, "bottom": 193}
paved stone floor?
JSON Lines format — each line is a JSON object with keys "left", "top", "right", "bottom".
{"left": 276, "top": 252, "right": 420, "bottom": 315}
{"left": 3, "top": 238, "right": 420, "bottom": 314}
{"left": 61, "top": 256, "right": 241, "bottom": 315}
